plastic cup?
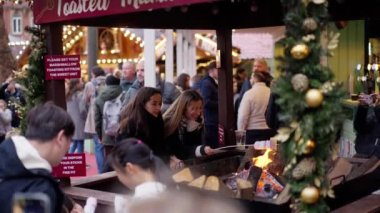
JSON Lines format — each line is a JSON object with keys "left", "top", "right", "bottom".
{"left": 235, "top": 130, "right": 246, "bottom": 146}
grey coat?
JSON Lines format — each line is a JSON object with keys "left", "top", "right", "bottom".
{"left": 95, "top": 85, "right": 122, "bottom": 145}
{"left": 66, "top": 91, "right": 86, "bottom": 140}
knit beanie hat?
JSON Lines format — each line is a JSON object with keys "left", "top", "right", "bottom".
{"left": 105, "top": 75, "right": 120, "bottom": 86}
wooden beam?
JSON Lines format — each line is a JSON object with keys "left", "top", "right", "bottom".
{"left": 216, "top": 28, "right": 234, "bottom": 146}
{"left": 42, "top": 24, "right": 66, "bottom": 109}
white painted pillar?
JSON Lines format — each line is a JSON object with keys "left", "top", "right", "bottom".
{"left": 176, "top": 30, "right": 183, "bottom": 75}
{"left": 189, "top": 32, "right": 197, "bottom": 77}
{"left": 144, "top": 29, "right": 156, "bottom": 87}
{"left": 165, "top": 29, "right": 174, "bottom": 83}
{"left": 183, "top": 30, "right": 189, "bottom": 75}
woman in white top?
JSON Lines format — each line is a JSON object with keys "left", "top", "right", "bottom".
{"left": 237, "top": 72, "right": 276, "bottom": 144}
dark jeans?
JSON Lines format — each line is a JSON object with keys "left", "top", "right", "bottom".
{"left": 0, "top": 135, "right": 5, "bottom": 144}
{"left": 246, "top": 129, "right": 276, "bottom": 145}
{"left": 69, "top": 139, "right": 84, "bottom": 153}
{"left": 205, "top": 124, "right": 219, "bottom": 148}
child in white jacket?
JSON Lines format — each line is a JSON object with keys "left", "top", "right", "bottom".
{"left": 85, "top": 138, "right": 172, "bottom": 213}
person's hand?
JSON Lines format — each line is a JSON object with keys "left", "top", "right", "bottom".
{"left": 374, "top": 94, "right": 380, "bottom": 107}
{"left": 169, "top": 155, "right": 184, "bottom": 170}
{"left": 5, "top": 76, "right": 13, "bottom": 84}
{"left": 70, "top": 203, "right": 84, "bottom": 213}
{"left": 204, "top": 146, "right": 215, "bottom": 155}
{"left": 358, "top": 93, "right": 370, "bottom": 106}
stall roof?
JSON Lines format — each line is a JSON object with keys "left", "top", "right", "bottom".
{"left": 34, "top": 0, "right": 284, "bottom": 29}
{"left": 34, "top": 0, "right": 380, "bottom": 29}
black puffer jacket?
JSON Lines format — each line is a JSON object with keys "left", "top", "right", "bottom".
{"left": 0, "top": 138, "right": 64, "bottom": 213}
{"left": 354, "top": 106, "right": 380, "bottom": 158}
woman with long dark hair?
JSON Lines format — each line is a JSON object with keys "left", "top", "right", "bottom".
{"left": 118, "top": 87, "right": 169, "bottom": 161}
{"left": 163, "top": 90, "right": 214, "bottom": 160}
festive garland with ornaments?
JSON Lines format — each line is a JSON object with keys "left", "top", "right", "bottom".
{"left": 16, "top": 26, "right": 46, "bottom": 133}
{"left": 275, "top": 0, "right": 345, "bottom": 212}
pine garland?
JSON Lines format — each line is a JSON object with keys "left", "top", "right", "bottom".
{"left": 275, "top": 0, "right": 346, "bottom": 212}
{"left": 18, "top": 26, "right": 47, "bottom": 133}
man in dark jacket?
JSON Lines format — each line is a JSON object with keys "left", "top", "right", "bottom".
{"left": 119, "top": 61, "right": 136, "bottom": 92}
{"left": 354, "top": 98, "right": 380, "bottom": 158}
{"left": 0, "top": 102, "right": 75, "bottom": 213}
{"left": 200, "top": 61, "right": 219, "bottom": 148}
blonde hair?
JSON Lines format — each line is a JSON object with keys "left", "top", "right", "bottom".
{"left": 253, "top": 58, "right": 268, "bottom": 71}
{"left": 163, "top": 90, "right": 203, "bottom": 137}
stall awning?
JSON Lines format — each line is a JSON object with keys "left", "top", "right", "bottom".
{"left": 33, "top": 0, "right": 216, "bottom": 25}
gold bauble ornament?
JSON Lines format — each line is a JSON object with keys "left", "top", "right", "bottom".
{"left": 305, "top": 89, "right": 324, "bottom": 108}
{"left": 304, "top": 140, "right": 316, "bottom": 154}
{"left": 300, "top": 186, "right": 320, "bottom": 204}
{"left": 290, "top": 43, "right": 310, "bottom": 60}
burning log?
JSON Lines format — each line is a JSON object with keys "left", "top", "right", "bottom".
{"left": 236, "top": 178, "right": 254, "bottom": 201}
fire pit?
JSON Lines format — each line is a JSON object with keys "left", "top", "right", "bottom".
{"left": 174, "top": 146, "right": 292, "bottom": 212}
{"left": 62, "top": 146, "right": 379, "bottom": 213}
{"left": 174, "top": 147, "right": 380, "bottom": 213}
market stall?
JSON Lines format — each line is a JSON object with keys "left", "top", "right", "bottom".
{"left": 31, "top": 0, "right": 380, "bottom": 212}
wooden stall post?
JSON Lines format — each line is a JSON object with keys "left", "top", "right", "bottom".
{"left": 43, "top": 24, "right": 66, "bottom": 109}
{"left": 216, "top": 28, "right": 234, "bottom": 146}
{"left": 42, "top": 24, "right": 70, "bottom": 187}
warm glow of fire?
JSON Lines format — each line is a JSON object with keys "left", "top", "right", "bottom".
{"left": 252, "top": 149, "right": 273, "bottom": 169}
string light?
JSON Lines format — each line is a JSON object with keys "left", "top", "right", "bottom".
{"left": 90, "top": 58, "right": 139, "bottom": 65}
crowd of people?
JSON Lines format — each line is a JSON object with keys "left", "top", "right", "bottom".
{"left": 1, "top": 57, "right": 380, "bottom": 212}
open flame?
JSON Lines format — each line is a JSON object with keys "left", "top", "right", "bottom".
{"left": 252, "top": 149, "right": 273, "bottom": 169}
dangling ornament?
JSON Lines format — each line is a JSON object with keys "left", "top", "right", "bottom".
{"left": 311, "top": 0, "right": 325, "bottom": 4}
{"left": 291, "top": 74, "right": 309, "bottom": 92}
{"left": 304, "top": 140, "right": 316, "bottom": 154}
{"left": 303, "top": 18, "right": 318, "bottom": 32}
{"left": 292, "top": 158, "right": 316, "bottom": 180}
{"left": 305, "top": 89, "right": 324, "bottom": 108}
{"left": 290, "top": 43, "right": 310, "bottom": 60}
{"left": 301, "top": 186, "right": 320, "bottom": 204}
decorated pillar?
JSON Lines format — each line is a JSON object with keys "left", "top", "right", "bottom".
{"left": 275, "top": 0, "right": 344, "bottom": 212}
